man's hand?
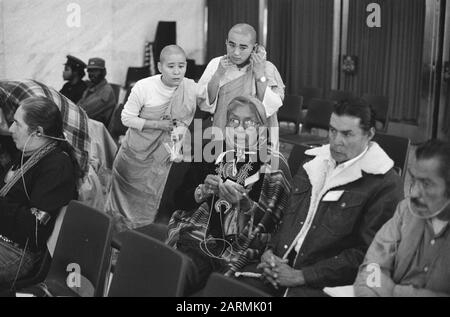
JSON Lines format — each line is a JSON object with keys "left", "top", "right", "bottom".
{"left": 268, "top": 262, "right": 305, "bottom": 288}
{"left": 257, "top": 249, "right": 305, "bottom": 289}
{"left": 215, "top": 55, "right": 233, "bottom": 78}
{"left": 257, "top": 249, "right": 287, "bottom": 289}
{"left": 207, "top": 55, "right": 233, "bottom": 104}
{"left": 251, "top": 46, "right": 267, "bottom": 80}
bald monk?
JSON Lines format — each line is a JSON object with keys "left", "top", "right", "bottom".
{"left": 198, "top": 23, "right": 285, "bottom": 143}
{"left": 106, "top": 45, "right": 206, "bottom": 230}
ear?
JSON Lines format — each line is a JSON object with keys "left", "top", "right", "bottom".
{"left": 37, "top": 126, "right": 44, "bottom": 135}
{"left": 157, "top": 62, "right": 162, "bottom": 74}
{"left": 367, "top": 127, "right": 376, "bottom": 141}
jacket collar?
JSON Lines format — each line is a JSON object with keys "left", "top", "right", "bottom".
{"left": 87, "top": 79, "right": 107, "bottom": 92}
{"left": 303, "top": 141, "right": 394, "bottom": 190}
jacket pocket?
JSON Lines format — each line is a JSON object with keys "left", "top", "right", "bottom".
{"left": 285, "top": 176, "right": 310, "bottom": 216}
{"left": 321, "top": 191, "right": 367, "bottom": 236}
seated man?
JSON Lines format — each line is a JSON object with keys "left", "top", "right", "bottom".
{"left": 354, "top": 140, "right": 450, "bottom": 297}
{"left": 0, "top": 97, "right": 80, "bottom": 288}
{"left": 60, "top": 55, "right": 87, "bottom": 104}
{"left": 249, "top": 100, "right": 403, "bottom": 296}
{"left": 78, "top": 57, "right": 116, "bottom": 126}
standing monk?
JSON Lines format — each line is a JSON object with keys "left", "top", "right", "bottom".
{"left": 199, "top": 23, "right": 284, "bottom": 143}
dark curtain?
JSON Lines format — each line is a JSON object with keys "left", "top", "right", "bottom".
{"left": 206, "top": 0, "right": 259, "bottom": 61}
{"left": 267, "top": 0, "right": 334, "bottom": 96}
{"left": 444, "top": 54, "right": 450, "bottom": 136}
{"left": 343, "top": 0, "right": 425, "bottom": 123}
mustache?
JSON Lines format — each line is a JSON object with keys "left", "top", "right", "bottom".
{"left": 410, "top": 197, "right": 426, "bottom": 208}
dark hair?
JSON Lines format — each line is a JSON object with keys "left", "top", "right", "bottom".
{"left": 416, "top": 139, "right": 450, "bottom": 197}
{"left": 333, "top": 99, "right": 376, "bottom": 133}
{"left": 74, "top": 68, "right": 86, "bottom": 80}
{"left": 20, "top": 97, "right": 83, "bottom": 180}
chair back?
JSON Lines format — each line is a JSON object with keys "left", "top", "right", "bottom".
{"left": 362, "top": 94, "right": 389, "bottom": 132}
{"left": 202, "top": 273, "right": 270, "bottom": 297}
{"left": 278, "top": 95, "right": 303, "bottom": 133}
{"left": 45, "top": 200, "right": 113, "bottom": 297}
{"left": 112, "top": 223, "right": 168, "bottom": 250}
{"left": 299, "top": 87, "right": 323, "bottom": 109}
{"left": 328, "top": 89, "right": 354, "bottom": 102}
{"left": 373, "top": 133, "right": 410, "bottom": 179}
{"left": 304, "top": 98, "right": 334, "bottom": 131}
{"left": 124, "top": 67, "right": 150, "bottom": 90}
{"left": 108, "top": 231, "right": 194, "bottom": 297}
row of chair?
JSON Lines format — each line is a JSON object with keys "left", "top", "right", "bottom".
{"left": 278, "top": 91, "right": 390, "bottom": 136}
{"left": 7, "top": 200, "right": 267, "bottom": 297}
{"left": 286, "top": 132, "right": 411, "bottom": 180}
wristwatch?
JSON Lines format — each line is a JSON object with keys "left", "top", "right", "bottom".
{"left": 257, "top": 76, "right": 267, "bottom": 83}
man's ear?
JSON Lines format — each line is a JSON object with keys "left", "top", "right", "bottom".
{"left": 367, "top": 127, "right": 376, "bottom": 141}
{"left": 157, "top": 62, "right": 162, "bottom": 74}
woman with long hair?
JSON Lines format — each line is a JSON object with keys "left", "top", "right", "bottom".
{"left": 0, "top": 97, "right": 80, "bottom": 288}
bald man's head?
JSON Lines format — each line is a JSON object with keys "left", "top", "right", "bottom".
{"left": 228, "top": 23, "right": 257, "bottom": 44}
{"left": 159, "top": 45, "right": 186, "bottom": 63}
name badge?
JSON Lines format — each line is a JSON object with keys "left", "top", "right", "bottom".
{"left": 322, "top": 190, "right": 344, "bottom": 202}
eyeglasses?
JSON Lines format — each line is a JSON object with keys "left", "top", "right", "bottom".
{"left": 227, "top": 118, "right": 260, "bottom": 129}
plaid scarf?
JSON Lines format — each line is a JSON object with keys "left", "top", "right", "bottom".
{"left": 0, "top": 141, "right": 57, "bottom": 197}
{"left": 0, "top": 80, "right": 90, "bottom": 174}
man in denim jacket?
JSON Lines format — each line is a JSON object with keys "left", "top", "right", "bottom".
{"left": 254, "top": 100, "right": 403, "bottom": 296}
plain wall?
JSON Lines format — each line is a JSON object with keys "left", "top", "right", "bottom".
{"left": 0, "top": 0, "right": 206, "bottom": 90}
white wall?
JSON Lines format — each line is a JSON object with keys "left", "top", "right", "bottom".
{"left": 0, "top": 0, "right": 206, "bottom": 90}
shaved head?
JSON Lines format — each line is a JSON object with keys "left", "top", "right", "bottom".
{"left": 159, "top": 45, "right": 186, "bottom": 63}
{"left": 228, "top": 23, "right": 257, "bottom": 44}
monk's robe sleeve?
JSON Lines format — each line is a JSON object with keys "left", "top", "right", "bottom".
{"left": 121, "top": 82, "right": 146, "bottom": 131}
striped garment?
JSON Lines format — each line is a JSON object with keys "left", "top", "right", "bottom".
{"left": 0, "top": 80, "right": 90, "bottom": 174}
{"left": 167, "top": 150, "right": 292, "bottom": 267}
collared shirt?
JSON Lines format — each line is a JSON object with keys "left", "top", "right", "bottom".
{"left": 401, "top": 219, "right": 450, "bottom": 288}
{"left": 326, "top": 146, "right": 369, "bottom": 184}
{"left": 198, "top": 56, "right": 285, "bottom": 117}
{"left": 293, "top": 146, "right": 369, "bottom": 253}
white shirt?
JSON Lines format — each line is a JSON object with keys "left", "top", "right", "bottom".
{"left": 121, "top": 75, "right": 208, "bottom": 131}
{"left": 197, "top": 56, "right": 284, "bottom": 117}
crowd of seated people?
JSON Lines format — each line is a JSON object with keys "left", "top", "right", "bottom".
{"left": 0, "top": 21, "right": 449, "bottom": 297}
